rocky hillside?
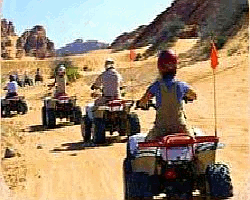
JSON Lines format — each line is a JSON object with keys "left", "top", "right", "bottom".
{"left": 110, "top": 25, "right": 146, "bottom": 51}
{"left": 111, "top": 0, "right": 248, "bottom": 58}
{"left": 56, "top": 39, "right": 109, "bottom": 56}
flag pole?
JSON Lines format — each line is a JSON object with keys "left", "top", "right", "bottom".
{"left": 211, "top": 39, "right": 218, "bottom": 138}
{"left": 129, "top": 49, "right": 135, "bottom": 101}
{"left": 130, "top": 58, "right": 134, "bottom": 101}
{"left": 213, "top": 68, "right": 217, "bottom": 137}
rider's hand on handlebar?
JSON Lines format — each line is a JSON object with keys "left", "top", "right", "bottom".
{"left": 91, "top": 85, "right": 100, "bottom": 90}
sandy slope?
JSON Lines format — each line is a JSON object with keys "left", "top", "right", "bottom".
{"left": 1, "top": 41, "right": 249, "bottom": 200}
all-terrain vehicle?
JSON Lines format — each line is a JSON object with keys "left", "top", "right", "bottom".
{"left": 81, "top": 90, "right": 140, "bottom": 144}
{"left": 1, "top": 95, "right": 28, "bottom": 117}
{"left": 42, "top": 94, "right": 82, "bottom": 128}
{"left": 23, "top": 75, "right": 34, "bottom": 86}
{"left": 35, "top": 74, "right": 43, "bottom": 84}
{"left": 124, "top": 102, "right": 233, "bottom": 199}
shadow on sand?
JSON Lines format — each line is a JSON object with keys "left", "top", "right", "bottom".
{"left": 28, "top": 122, "right": 74, "bottom": 132}
{"left": 50, "top": 136, "right": 128, "bottom": 152}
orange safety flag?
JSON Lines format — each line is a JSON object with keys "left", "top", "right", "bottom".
{"left": 130, "top": 49, "right": 136, "bottom": 61}
{"left": 211, "top": 42, "right": 218, "bottom": 69}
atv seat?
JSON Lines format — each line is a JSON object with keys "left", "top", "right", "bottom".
{"left": 107, "top": 99, "right": 134, "bottom": 112}
{"left": 54, "top": 92, "right": 68, "bottom": 99}
{"left": 6, "top": 96, "right": 19, "bottom": 100}
{"left": 57, "top": 96, "right": 70, "bottom": 100}
{"left": 108, "top": 99, "right": 134, "bottom": 107}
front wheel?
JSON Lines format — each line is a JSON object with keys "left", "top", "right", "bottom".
{"left": 18, "top": 101, "right": 28, "bottom": 114}
{"left": 45, "top": 108, "right": 56, "bottom": 128}
{"left": 1, "top": 104, "right": 10, "bottom": 117}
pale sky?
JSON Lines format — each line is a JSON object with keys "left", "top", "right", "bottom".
{"left": 2, "top": 0, "right": 172, "bottom": 49}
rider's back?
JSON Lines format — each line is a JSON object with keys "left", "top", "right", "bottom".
{"left": 100, "top": 68, "right": 122, "bottom": 97}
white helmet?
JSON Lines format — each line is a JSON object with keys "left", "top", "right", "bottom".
{"left": 58, "top": 65, "right": 66, "bottom": 75}
{"left": 105, "top": 58, "right": 114, "bottom": 70}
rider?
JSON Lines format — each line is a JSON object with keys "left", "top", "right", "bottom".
{"left": 24, "top": 70, "right": 29, "bottom": 82}
{"left": 36, "top": 68, "right": 41, "bottom": 76}
{"left": 6, "top": 75, "right": 18, "bottom": 98}
{"left": 138, "top": 50, "right": 197, "bottom": 139}
{"left": 50, "top": 65, "right": 68, "bottom": 98}
{"left": 91, "top": 58, "right": 124, "bottom": 105}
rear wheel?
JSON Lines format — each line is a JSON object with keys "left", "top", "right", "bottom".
{"left": 81, "top": 115, "right": 92, "bottom": 142}
{"left": 18, "top": 101, "right": 28, "bottom": 114}
{"left": 1, "top": 104, "right": 10, "bottom": 117}
{"left": 70, "top": 106, "right": 82, "bottom": 125}
{"left": 94, "top": 118, "right": 105, "bottom": 144}
{"left": 206, "top": 163, "right": 233, "bottom": 198}
{"left": 46, "top": 108, "right": 56, "bottom": 128}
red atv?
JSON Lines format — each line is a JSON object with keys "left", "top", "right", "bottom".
{"left": 124, "top": 132, "right": 233, "bottom": 199}
{"left": 42, "top": 94, "right": 82, "bottom": 128}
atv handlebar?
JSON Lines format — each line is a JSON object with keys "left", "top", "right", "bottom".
{"left": 135, "top": 96, "right": 194, "bottom": 110}
{"left": 135, "top": 99, "right": 156, "bottom": 110}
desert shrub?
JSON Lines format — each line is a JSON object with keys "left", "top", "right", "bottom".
{"left": 216, "top": 35, "right": 227, "bottom": 49}
{"left": 227, "top": 47, "right": 238, "bottom": 56}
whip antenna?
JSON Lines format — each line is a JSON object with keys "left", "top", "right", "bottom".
{"left": 210, "top": 40, "right": 218, "bottom": 137}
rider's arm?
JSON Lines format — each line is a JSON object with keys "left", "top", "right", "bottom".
{"left": 180, "top": 82, "right": 197, "bottom": 101}
{"left": 140, "top": 91, "right": 153, "bottom": 104}
{"left": 139, "top": 82, "right": 157, "bottom": 105}
{"left": 91, "top": 74, "right": 102, "bottom": 90}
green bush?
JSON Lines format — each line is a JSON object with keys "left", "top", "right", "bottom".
{"left": 216, "top": 35, "right": 227, "bottom": 49}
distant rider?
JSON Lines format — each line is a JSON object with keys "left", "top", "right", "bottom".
{"left": 5, "top": 75, "right": 18, "bottom": 98}
{"left": 138, "top": 50, "right": 197, "bottom": 139}
{"left": 91, "top": 58, "right": 124, "bottom": 105}
{"left": 36, "top": 68, "right": 41, "bottom": 76}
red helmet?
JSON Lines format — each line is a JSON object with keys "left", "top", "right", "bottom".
{"left": 157, "top": 50, "right": 178, "bottom": 74}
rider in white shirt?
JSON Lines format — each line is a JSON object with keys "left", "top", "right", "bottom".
{"left": 91, "top": 58, "right": 123, "bottom": 105}
{"left": 6, "top": 75, "right": 18, "bottom": 98}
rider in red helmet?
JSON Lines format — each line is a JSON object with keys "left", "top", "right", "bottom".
{"left": 138, "top": 50, "right": 197, "bottom": 139}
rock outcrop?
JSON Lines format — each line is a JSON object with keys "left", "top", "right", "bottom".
{"left": 1, "top": 19, "right": 19, "bottom": 59}
{"left": 16, "top": 25, "right": 55, "bottom": 58}
{"left": 1, "top": 19, "right": 55, "bottom": 59}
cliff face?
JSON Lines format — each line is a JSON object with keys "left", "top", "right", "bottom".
{"left": 1, "top": 19, "right": 16, "bottom": 37}
{"left": 111, "top": 0, "right": 249, "bottom": 53}
{"left": 16, "top": 25, "right": 55, "bottom": 58}
{"left": 1, "top": 19, "right": 55, "bottom": 59}
{"left": 1, "top": 19, "right": 19, "bottom": 59}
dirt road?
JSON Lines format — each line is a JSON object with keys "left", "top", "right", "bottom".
{"left": 1, "top": 50, "right": 249, "bottom": 200}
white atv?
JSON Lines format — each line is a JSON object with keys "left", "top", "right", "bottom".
{"left": 81, "top": 90, "right": 140, "bottom": 144}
